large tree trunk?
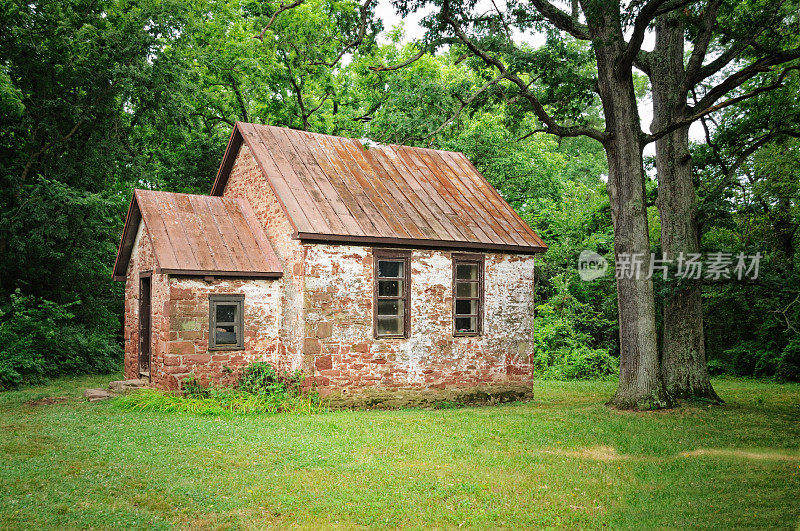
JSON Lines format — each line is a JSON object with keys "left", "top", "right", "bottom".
{"left": 651, "top": 13, "right": 721, "bottom": 402}
{"left": 589, "top": 8, "right": 672, "bottom": 409}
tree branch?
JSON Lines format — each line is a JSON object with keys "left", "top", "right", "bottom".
{"left": 20, "top": 120, "right": 85, "bottom": 183}
{"left": 682, "top": 0, "right": 724, "bottom": 90}
{"left": 189, "top": 112, "right": 235, "bottom": 127}
{"left": 693, "top": 50, "right": 800, "bottom": 114}
{"left": 227, "top": 73, "right": 249, "bottom": 123}
{"left": 441, "top": 11, "right": 607, "bottom": 142}
{"left": 647, "top": 63, "right": 800, "bottom": 142}
{"left": 418, "top": 72, "right": 506, "bottom": 144}
{"left": 19, "top": 80, "right": 118, "bottom": 184}
{"left": 305, "top": 90, "right": 333, "bottom": 116}
{"left": 369, "top": 48, "right": 425, "bottom": 72}
{"left": 309, "top": 0, "right": 376, "bottom": 68}
{"left": 254, "top": 0, "right": 305, "bottom": 41}
{"left": 528, "top": 0, "right": 590, "bottom": 40}
{"left": 619, "top": 0, "right": 697, "bottom": 72}
{"left": 634, "top": 50, "right": 653, "bottom": 76}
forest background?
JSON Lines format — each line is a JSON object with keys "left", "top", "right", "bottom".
{"left": 1, "top": 0, "right": 798, "bottom": 389}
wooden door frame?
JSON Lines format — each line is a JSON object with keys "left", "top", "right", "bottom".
{"left": 138, "top": 272, "right": 152, "bottom": 379}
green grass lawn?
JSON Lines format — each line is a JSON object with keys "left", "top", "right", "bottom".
{"left": 1, "top": 375, "right": 799, "bottom": 529}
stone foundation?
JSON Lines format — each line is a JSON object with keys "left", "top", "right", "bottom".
{"left": 320, "top": 383, "right": 534, "bottom": 409}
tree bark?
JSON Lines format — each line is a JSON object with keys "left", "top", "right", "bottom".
{"left": 587, "top": 4, "right": 672, "bottom": 409}
{"left": 651, "top": 13, "right": 721, "bottom": 402}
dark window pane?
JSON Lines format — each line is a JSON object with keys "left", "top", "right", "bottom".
{"left": 455, "top": 299, "right": 478, "bottom": 315}
{"left": 456, "top": 263, "right": 478, "bottom": 280}
{"left": 378, "top": 279, "right": 403, "bottom": 297}
{"left": 455, "top": 317, "right": 477, "bottom": 333}
{"left": 215, "top": 325, "right": 237, "bottom": 344}
{"left": 216, "top": 303, "right": 237, "bottom": 323}
{"left": 378, "top": 299, "right": 404, "bottom": 316}
{"left": 378, "top": 260, "right": 403, "bottom": 278}
{"left": 377, "top": 317, "right": 403, "bottom": 335}
{"left": 456, "top": 281, "right": 478, "bottom": 298}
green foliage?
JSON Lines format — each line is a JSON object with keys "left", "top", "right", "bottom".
{"left": 239, "top": 361, "right": 304, "bottom": 395}
{"left": 1, "top": 0, "right": 796, "bottom": 388}
{"left": 695, "top": 89, "right": 800, "bottom": 381}
{"left": 533, "top": 294, "right": 618, "bottom": 381}
{"left": 115, "top": 386, "right": 323, "bottom": 415}
{"left": 117, "top": 362, "right": 321, "bottom": 414}
{"left": 0, "top": 291, "right": 119, "bottom": 389}
{"left": 777, "top": 339, "right": 800, "bottom": 382}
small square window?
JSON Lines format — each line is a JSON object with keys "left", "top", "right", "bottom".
{"left": 209, "top": 294, "right": 244, "bottom": 350}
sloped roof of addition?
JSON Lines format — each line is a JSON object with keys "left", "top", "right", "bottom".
{"left": 112, "top": 189, "right": 282, "bottom": 281}
{"left": 210, "top": 122, "right": 547, "bottom": 254}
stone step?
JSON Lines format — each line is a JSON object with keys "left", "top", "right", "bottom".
{"left": 84, "top": 388, "right": 112, "bottom": 402}
{"left": 109, "top": 379, "right": 150, "bottom": 393}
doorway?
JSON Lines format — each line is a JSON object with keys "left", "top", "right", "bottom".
{"left": 138, "top": 275, "right": 151, "bottom": 379}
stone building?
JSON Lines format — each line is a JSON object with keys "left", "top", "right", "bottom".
{"left": 113, "top": 123, "right": 547, "bottom": 403}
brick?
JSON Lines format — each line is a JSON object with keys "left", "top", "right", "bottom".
{"left": 351, "top": 342, "right": 369, "bottom": 354}
{"left": 316, "top": 321, "right": 333, "bottom": 339}
{"left": 303, "top": 338, "right": 321, "bottom": 355}
{"left": 315, "top": 355, "right": 333, "bottom": 371}
{"left": 163, "top": 355, "right": 182, "bottom": 366}
{"left": 163, "top": 365, "right": 190, "bottom": 375}
{"left": 171, "top": 287, "right": 194, "bottom": 300}
{"left": 169, "top": 341, "right": 196, "bottom": 356}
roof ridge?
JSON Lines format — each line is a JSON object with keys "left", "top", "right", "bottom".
{"left": 210, "top": 122, "right": 547, "bottom": 254}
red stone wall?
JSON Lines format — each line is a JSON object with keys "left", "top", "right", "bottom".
{"left": 123, "top": 218, "right": 283, "bottom": 390}
{"left": 123, "top": 223, "right": 169, "bottom": 381}
{"left": 151, "top": 277, "right": 282, "bottom": 390}
{"left": 302, "top": 244, "right": 536, "bottom": 395}
{"left": 221, "top": 143, "right": 306, "bottom": 372}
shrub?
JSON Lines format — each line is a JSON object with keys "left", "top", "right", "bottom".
{"left": 776, "top": 339, "right": 800, "bottom": 382}
{"left": 533, "top": 297, "right": 618, "bottom": 380}
{"left": 239, "top": 362, "right": 304, "bottom": 395}
{"left": 0, "top": 290, "right": 120, "bottom": 389}
{"left": 181, "top": 375, "right": 209, "bottom": 398}
{"left": 535, "top": 347, "right": 618, "bottom": 380}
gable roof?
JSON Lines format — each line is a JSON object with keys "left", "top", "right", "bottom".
{"left": 112, "top": 189, "right": 282, "bottom": 281}
{"left": 211, "top": 122, "right": 547, "bottom": 254}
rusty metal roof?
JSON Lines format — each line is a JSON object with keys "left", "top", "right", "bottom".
{"left": 211, "top": 123, "right": 547, "bottom": 254}
{"left": 113, "top": 189, "right": 282, "bottom": 281}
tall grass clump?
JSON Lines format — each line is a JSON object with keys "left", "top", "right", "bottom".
{"left": 115, "top": 362, "right": 324, "bottom": 415}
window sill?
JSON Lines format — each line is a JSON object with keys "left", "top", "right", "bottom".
{"left": 208, "top": 345, "right": 245, "bottom": 351}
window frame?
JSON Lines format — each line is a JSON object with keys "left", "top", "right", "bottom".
{"left": 373, "top": 249, "right": 411, "bottom": 339}
{"left": 452, "top": 253, "right": 485, "bottom": 337}
{"left": 208, "top": 294, "right": 245, "bottom": 351}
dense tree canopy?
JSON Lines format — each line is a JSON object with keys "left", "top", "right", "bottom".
{"left": 0, "top": 0, "right": 797, "bottom": 394}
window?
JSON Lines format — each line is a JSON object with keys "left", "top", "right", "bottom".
{"left": 453, "top": 254, "right": 484, "bottom": 335}
{"left": 209, "top": 294, "right": 244, "bottom": 350}
{"left": 374, "top": 249, "right": 411, "bottom": 338}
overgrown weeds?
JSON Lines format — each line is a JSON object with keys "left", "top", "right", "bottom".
{"left": 115, "top": 362, "right": 324, "bottom": 415}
